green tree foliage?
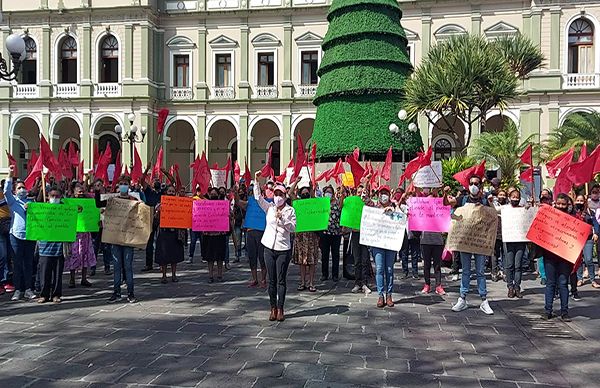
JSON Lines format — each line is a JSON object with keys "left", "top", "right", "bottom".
{"left": 441, "top": 155, "right": 477, "bottom": 194}
{"left": 544, "top": 112, "right": 600, "bottom": 160}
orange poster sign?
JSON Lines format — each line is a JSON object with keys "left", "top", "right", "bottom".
{"left": 159, "top": 196, "right": 194, "bottom": 229}
{"left": 526, "top": 204, "right": 591, "bottom": 264}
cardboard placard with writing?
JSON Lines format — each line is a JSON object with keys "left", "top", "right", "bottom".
{"left": 100, "top": 192, "right": 141, "bottom": 201}
{"left": 243, "top": 196, "right": 269, "bottom": 231}
{"left": 293, "top": 197, "right": 331, "bottom": 232}
{"left": 359, "top": 206, "right": 407, "bottom": 251}
{"left": 407, "top": 197, "right": 451, "bottom": 232}
{"left": 412, "top": 161, "right": 443, "bottom": 188}
{"left": 285, "top": 166, "right": 311, "bottom": 188}
{"left": 159, "top": 196, "right": 194, "bottom": 229}
{"left": 340, "top": 196, "right": 364, "bottom": 230}
{"left": 192, "top": 200, "right": 230, "bottom": 232}
{"left": 526, "top": 204, "right": 591, "bottom": 264}
{"left": 101, "top": 198, "right": 153, "bottom": 249}
{"left": 446, "top": 204, "right": 498, "bottom": 257}
{"left": 501, "top": 206, "right": 539, "bottom": 243}
{"left": 63, "top": 198, "right": 101, "bottom": 233}
{"left": 26, "top": 203, "right": 78, "bottom": 242}
{"left": 210, "top": 169, "right": 229, "bottom": 188}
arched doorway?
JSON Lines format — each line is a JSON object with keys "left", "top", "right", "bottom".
{"left": 93, "top": 116, "right": 121, "bottom": 180}
{"left": 431, "top": 115, "right": 465, "bottom": 157}
{"left": 52, "top": 116, "right": 80, "bottom": 153}
{"left": 165, "top": 120, "right": 196, "bottom": 187}
{"left": 483, "top": 114, "right": 511, "bottom": 133}
{"left": 11, "top": 117, "right": 41, "bottom": 179}
{"left": 293, "top": 118, "right": 315, "bottom": 158}
{"left": 207, "top": 119, "right": 237, "bottom": 168}
{"left": 251, "top": 119, "right": 281, "bottom": 176}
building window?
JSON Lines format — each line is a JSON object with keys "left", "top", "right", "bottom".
{"left": 301, "top": 50, "right": 318, "bottom": 85}
{"left": 568, "top": 18, "right": 594, "bottom": 74}
{"left": 215, "top": 53, "right": 231, "bottom": 87}
{"left": 100, "top": 35, "right": 119, "bottom": 83}
{"left": 19, "top": 37, "right": 37, "bottom": 85}
{"left": 60, "top": 36, "right": 77, "bottom": 84}
{"left": 434, "top": 138, "right": 452, "bottom": 160}
{"left": 257, "top": 52, "right": 275, "bottom": 86}
{"left": 173, "top": 55, "right": 190, "bottom": 87}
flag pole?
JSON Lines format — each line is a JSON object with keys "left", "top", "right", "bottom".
{"left": 41, "top": 170, "right": 47, "bottom": 203}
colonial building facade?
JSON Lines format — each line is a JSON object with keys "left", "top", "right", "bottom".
{"left": 0, "top": 0, "right": 598, "bottom": 184}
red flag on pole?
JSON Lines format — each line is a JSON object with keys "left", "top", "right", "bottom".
{"left": 39, "top": 135, "right": 60, "bottom": 177}
{"left": 67, "top": 141, "right": 79, "bottom": 167}
{"left": 243, "top": 158, "right": 252, "bottom": 186}
{"left": 553, "top": 174, "right": 573, "bottom": 200}
{"left": 233, "top": 160, "right": 241, "bottom": 183}
{"left": 292, "top": 134, "right": 306, "bottom": 182}
{"left": 398, "top": 146, "right": 432, "bottom": 185}
{"left": 78, "top": 160, "right": 84, "bottom": 182}
{"left": 27, "top": 150, "right": 38, "bottom": 175}
{"left": 520, "top": 144, "right": 533, "bottom": 166}
{"left": 93, "top": 143, "right": 100, "bottom": 166}
{"left": 157, "top": 108, "right": 169, "bottom": 135}
{"left": 381, "top": 146, "right": 393, "bottom": 181}
{"left": 195, "top": 151, "right": 211, "bottom": 194}
{"left": 260, "top": 146, "right": 275, "bottom": 179}
{"left": 579, "top": 143, "right": 588, "bottom": 162}
{"left": 353, "top": 147, "right": 360, "bottom": 161}
{"left": 520, "top": 166, "right": 534, "bottom": 182}
{"left": 171, "top": 164, "right": 183, "bottom": 191}
{"left": 111, "top": 151, "right": 122, "bottom": 191}
{"left": 131, "top": 145, "right": 143, "bottom": 184}
{"left": 224, "top": 156, "right": 232, "bottom": 187}
{"left": 6, "top": 151, "right": 18, "bottom": 177}
{"left": 564, "top": 145, "right": 599, "bottom": 186}
{"left": 453, "top": 160, "right": 486, "bottom": 189}
{"left": 308, "top": 143, "right": 317, "bottom": 187}
{"left": 151, "top": 147, "right": 164, "bottom": 182}
{"left": 23, "top": 156, "right": 43, "bottom": 190}
{"left": 546, "top": 148, "right": 574, "bottom": 179}
{"left": 124, "top": 165, "right": 130, "bottom": 177}
{"left": 58, "top": 149, "right": 73, "bottom": 180}
{"left": 95, "top": 144, "right": 113, "bottom": 184}
{"left": 277, "top": 159, "right": 294, "bottom": 184}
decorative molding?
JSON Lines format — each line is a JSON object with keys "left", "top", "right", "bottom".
{"left": 295, "top": 32, "right": 323, "bottom": 46}
{"left": 484, "top": 21, "right": 519, "bottom": 38}
{"left": 251, "top": 33, "right": 281, "bottom": 47}
{"left": 209, "top": 35, "right": 238, "bottom": 49}
{"left": 166, "top": 35, "right": 196, "bottom": 49}
{"left": 434, "top": 24, "right": 467, "bottom": 39}
{"left": 403, "top": 28, "right": 419, "bottom": 41}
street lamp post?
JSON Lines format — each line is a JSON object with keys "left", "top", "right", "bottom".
{"left": 115, "top": 113, "right": 147, "bottom": 169}
{"left": 389, "top": 109, "right": 418, "bottom": 162}
{"left": 0, "top": 33, "right": 26, "bottom": 81}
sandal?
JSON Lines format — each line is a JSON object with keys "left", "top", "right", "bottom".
{"left": 297, "top": 284, "right": 307, "bottom": 291}
{"left": 308, "top": 286, "right": 317, "bottom": 292}
{"left": 577, "top": 280, "right": 584, "bottom": 287}
{"left": 592, "top": 282, "right": 600, "bottom": 289}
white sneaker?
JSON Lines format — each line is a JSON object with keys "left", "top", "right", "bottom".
{"left": 24, "top": 289, "right": 36, "bottom": 300}
{"left": 11, "top": 290, "right": 21, "bottom": 301}
{"left": 452, "top": 297, "right": 468, "bottom": 312}
{"left": 351, "top": 285, "right": 362, "bottom": 293}
{"left": 451, "top": 274, "right": 459, "bottom": 282}
{"left": 480, "top": 299, "right": 494, "bottom": 315}
{"left": 363, "top": 285, "right": 372, "bottom": 295}
{"left": 185, "top": 259, "right": 193, "bottom": 264}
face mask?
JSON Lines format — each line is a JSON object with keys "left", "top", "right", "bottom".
{"left": 119, "top": 185, "right": 129, "bottom": 195}
{"left": 510, "top": 199, "right": 520, "bottom": 207}
{"left": 49, "top": 197, "right": 60, "bottom": 204}
{"left": 274, "top": 195, "right": 285, "bottom": 207}
{"left": 325, "top": 192, "right": 333, "bottom": 199}
{"left": 153, "top": 183, "right": 161, "bottom": 190}
{"left": 575, "top": 203, "right": 585, "bottom": 211}
{"left": 469, "top": 185, "right": 480, "bottom": 196}
{"left": 498, "top": 198, "right": 507, "bottom": 205}
{"left": 380, "top": 194, "right": 390, "bottom": 203}
{"left": 17, "top": 188, "right": 28, "bottom": 199}
{"left": 541, "top": 197, "right": 551, "bottom": 203}
{"left": 209, "top": 194, "right": 218, "bottom": 200}
{"left": 300, "top": 192, "right": 310, "bottom": 199}
{"left": 556, "top": 206, "right": 569, "bottom": 213}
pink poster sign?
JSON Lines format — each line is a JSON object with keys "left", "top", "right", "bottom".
{"left": 192, "top": 200, "right": 230, "bottom": 232}
{"left": 407, "top": 197, "right": 451, "bottom": 233}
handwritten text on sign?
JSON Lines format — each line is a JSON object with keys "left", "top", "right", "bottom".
{"left": 26, "top": 203, "right": 78, "bottom": 242}
{"left": 293, "top": 197, "right": 331, "bottom": 232}
{"left": 407, "top": 197, "right": 451, "bottom": 232}
{"left": 501, "top": 206, "right": 539, "bottom": 243}
{"left": 192, "top": 200, "right": 230, "bottom": 232}
{"left": 412, "top": 161, "right": 443, "bottom": 188}
{"left": 210, "top": 169, "right": 229, "bottom": 188}
{"left": 446, "top": 204, "right": 498, "bottom": 257}
{"left": 159, "top": 196, "right": 194, "bottom": 229}
{"left": 526, "top": 204, "right": 591, "bottom": 264}
{"left": 359, "top": 206, "right": 406, "bottom": 251}
{"left": 101, "top": 198, "right": 153, "bottom": 249}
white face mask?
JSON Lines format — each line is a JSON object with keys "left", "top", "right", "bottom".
{"left": 49, "top": 197, "right": 60, "bottom": 204}
{"left": 469, "top": 185, "right": 480, "bottom": 196}
{"left": 325, "top": 192, "right": 333, "bottom": 198}
{"left": 273, "top": 195, "right": 285, "bottom": 207}
{"left": 380, "top": 194, "right": 390, "bottom": 203}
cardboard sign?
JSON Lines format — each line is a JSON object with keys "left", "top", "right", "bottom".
{"left": 293, "top": 197, "right": 331, "bottom": 232}
{"left": 340, "top": 196, "right": 364, "bottom": 230}
{"left": 102, "top": 198, "right": 153, "bottom": 249}
{"left": 243, "top": 196, "right": 268, "bottom": 231}
{"left": 159, "top": 196, "right": 194, "bottom": 229}
{"left": 63, "top": 198, "right": 101, "bottom": 233}
{"left": 100, "top": 192, "right": 141, "bottom": 201}
{"left": 526, "top": 204, "right": 591, "bottom": 264}
{"left": 446, "top": 204, "right": 498, "bottom": 257}
{"left": 341, "top": 172, "right": 355, "bottom": 188}
{"left": 210, "top": 169, "right": 229, "bottom": 188}
{"left": 359, "top": 206, "right": 406, "bottom": 251}
{"left": 501, "top": 206, "right": 539, "bottom": 243}
{"left": 407, "top": 196, "right": 451, "bottom": 233}
{"left": 192, "top": 200, "right": 230, "bottom": 232}
{"left": 26, "top": 203, "right": 78, "bottom": 242}
{"left": 412, "top": 161, "right": 443, "bottom": 188}
{"left": 285, "top": 166, "right": 311, "bottom": 188}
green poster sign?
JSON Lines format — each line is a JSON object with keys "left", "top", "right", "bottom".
{"left": 63, "top": 198, "right": 101, "bottom": 233}
{"left": 26, "top": 202, "right": 78, "bottom": 242}
{"left": 340, "top": 196, "right": 365, "bottom": 230}
{"left": 293, "top": 197, "right": 331, "bottom": 233}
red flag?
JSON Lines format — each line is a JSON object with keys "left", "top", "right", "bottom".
{"left": 124, "top": 165, "right": 130, "bottom": 177}
{"left": 520, "top": 166, "right": 534, "bottom": 182}
{"left": 564, "top": 145, "right": 599, "bottom": 186}
{"left": 58, "top": 149, "right": 73, "bottom": 180}
{"left": 224, "top": 156, "right": 232, "bottom": 187}
{"left": 546, "top": 148, "right": 574, "bottom": 179}
{"left": 171, "top": 164, "right": 183, "bottom": 191}
{"left": 95, "top": 144, "right": 112, "bottom": 183}
{"left": 292, "top": 134, "right": 306, "bottom": 182}
{"left": 579, "top": 143, "right": 588, "bottom": 162}
{"left": 78, "top": 160, "right": 84, "bottom": 182}
{"left": 399, "top": 147, "right": 432, "bottom": 185}
{"left": 308, "top": 143, "right": 317, "bottom": 187}
{"left": 353, "top": 147, "right": 360, "bottom": 161}
{"left": 233, "top": 161, "right": 241, "bottom": 183}
{"left": 520, "top": 144, "right": 533, "bottom": 166}
{"left": 151, "top": 147, "right": 164, "bottom": 182}
{"left": 93, "top": 143, "right": 99, "bottom": 166}
{"left": 27, "top": 149, "right": 38, "bottom": 175}
{"left": 260, "top": 146, "right": 275, "bottom": 179}
{"left": 381, "top": 146, "right": 393, "bottom": 181}
{"left": 111, "top": 151, "right": 122, "bottom": 191}
{"left": 157, "top": 108, "right": 169, "bottom": 135}
{"left": 67, "top": 141, "right": 79, "bottom": 167}
{"left": 194, "top": 151, "right": 211, "bottom": 194}
{"left": 370, "top": 164, "right": 381, "bottom": 190}
{"left": 346, "top": 154, "right": 365, "bottom": 183}
{"left": 453, "top": 160, "right": 486, "bottom": 189}
{"left": 243, "top": 158, "right": 252, "bottom": 186}
{"left": 277, "top": 159, "right": 294, "bottom": 184}
{"left": 553, "top": 173, "right": 573, "bottom": 200}
{"left": 330, "top": 158, "right": 345, "bottom": 186}
{"left": 39, "top": 135, "right": 60, "bottom": 177}
{"left": 190, "top": 155, "right": 200, "bottom": 170}
{"left": 131, "top": 145, "right": 143, "bottom": 184}
{"left": 315, "top": 168, "right": 331, "bottom": 183}
{"left": 6, "top": 151, "right": 18, "bottom": 177}
{"left": 23, "top": 155, "right": 43, "bottom": 190}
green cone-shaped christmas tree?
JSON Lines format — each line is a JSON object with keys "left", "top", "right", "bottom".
{"left": 313, "top": 0, "right": 422, "bottom": 159}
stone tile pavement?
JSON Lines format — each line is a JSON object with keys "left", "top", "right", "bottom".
{"left": 0, "top": 252, "right": 598, "bottom": 387}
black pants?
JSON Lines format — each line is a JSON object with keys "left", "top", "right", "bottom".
{"left": 351, "top": 231, "right": 370, "bottom": 286}
{"left": 491, "top": 239, "right": 503, "bottom": 274}
{"left": 39, "top": 255, "right": 64, "bottom": 299}
{"left": 320, "top": 234, "right": 341, "bottom": 279}
{"left": 422, "top": 244, "right": 443, "bottom": 286}
{"left": 247, "top": 230, "right": 265, "bottom": 270}
{"left": 264, "top": 247, "right": 291, "bottom": 309}
{"left": 342, "top": 235, "right": 352, "bottom": 276}
{"left": 504, "top": 242, "right": 526, "bottom": 289}
{"left": 146, "top": 226, "right": 157, "bottom": 268}
{"left": 450, "top": 251, "right": 462, "bottom": 274}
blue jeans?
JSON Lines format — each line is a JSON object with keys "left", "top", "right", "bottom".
{"left": 544, "top": 256, "right": 571, "bottom": 315}
{"left": 372, "top": 248, "right": 396, "bottom": 296}
{"left": 111, "top": 244, "right": 134, "bottom": 296}
{"left": 400, "top": 237, "right": 419, "bottom": 276}
{"left": 0, "top": 233, "right": 8, "bottom": 284}
{"left": 459, "top": 252, "right": 488, "bottom": 299}
{"left": 576, "top": 240, "right": 595, "bottom": 281}
{"left": 10, "top": 235, "right": 36, "bottom": 292}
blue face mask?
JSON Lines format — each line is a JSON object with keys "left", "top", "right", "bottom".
{"left": 119, "top": 185, "right": 129, "bottom": 195}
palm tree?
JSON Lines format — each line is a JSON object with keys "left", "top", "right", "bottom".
{"left": 441, "top": 155, "right": 478, "bottom": 194}
{"left": 492, "top": 34, "right": 545, "bottom": 78}
{"left": 544, "top": 112, "right": 600, "bottom": 160}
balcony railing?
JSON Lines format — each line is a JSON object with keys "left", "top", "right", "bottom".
{"left": 54, "top": 84, "right": 79, "bottom": 98}
{"left": 297, "top": 84, "right": 317, "bottom": 97}
{"left": 563, "top": 73, "right": 600, "bottom": 89}
{"left": 13, "top": 84, "right": 38, "bottom": 98}
{"left": 171, "top": 87, "right": 193, "bottom": 100}
{"left": 95, "top": 83, "right": 121, "bottom": 97}
{"left": 213, "top": 86, "right": 235, "bottom": 100}
{"left": 254, "top": 85, "right": 278, "bottom": 99}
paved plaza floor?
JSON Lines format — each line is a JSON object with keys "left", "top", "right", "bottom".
{"left": 0, "top": 251, "right": 598, "bottom": 388}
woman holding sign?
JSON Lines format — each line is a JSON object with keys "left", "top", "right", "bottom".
{"left": 503, "top": 189, "right": 527, "bottom": 299}
{"left": 66, "top": 184, "right": 96, "bottom": 289}
{"left": 155, "top": 185, "right": 185, "bottom": 283}
{"left": 204, "top": 187, "right": 229, "bottom": 283}
{"left": 574, "top": 195, "right": 600, "bottom": 289}
{"left": 254, "top": 171, "right": 296, "bottom": 322}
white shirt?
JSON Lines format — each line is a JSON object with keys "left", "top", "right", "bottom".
{"left": 254, "top": 185, "right": 296, "bottom": 251}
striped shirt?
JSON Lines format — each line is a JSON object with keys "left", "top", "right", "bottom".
{"left": 38, "top": 241, "right": 64, "bottom": 257}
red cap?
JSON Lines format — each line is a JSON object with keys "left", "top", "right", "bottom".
{"left": 378, "top": 185, "right": 391, "bottom": 194}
